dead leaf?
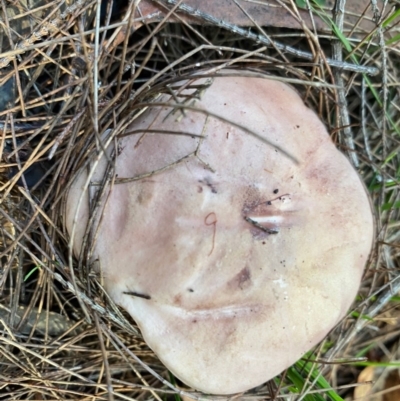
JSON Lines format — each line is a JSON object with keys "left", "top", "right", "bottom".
{"left": 383, "top": 370, "right": 400, "bottom": 401}
{"left": 354, "top": 366, "right": 376, "bottom": 401}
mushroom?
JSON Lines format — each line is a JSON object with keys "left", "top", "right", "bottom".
{"left": 66, "top": 71, "right": 374, "bottom": 395}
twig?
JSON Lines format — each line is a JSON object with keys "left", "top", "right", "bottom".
{"left": 48, "top": 109, "right": 86, "bottom": 160}
{"left": 130, "top": 101, "right": 299, "bottom": 163}
{"left": 93, "top": 314, "right": 115, "bottom": 401}
{"left": 0, "top": 0, "right": 85, "bottom": 69}
{"left": 332, "top": 0, "right": 359, "bottom": 168}
{"left": 153, "top": 0, "right": 379, "bottom": 76}
{"left": 103, "top": 325, "right": 213, "bottom": 401}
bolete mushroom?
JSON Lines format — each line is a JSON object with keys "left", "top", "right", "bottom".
{"left": 66, "top": 71, "right": 374, "bottom": 395}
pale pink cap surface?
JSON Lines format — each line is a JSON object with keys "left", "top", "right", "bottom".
{"left": 66, "top": 73, "right": 374, "bottom": 394}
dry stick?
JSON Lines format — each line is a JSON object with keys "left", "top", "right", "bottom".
{"left": 0, "top": 85, "right": 82, "bottom": 198}
{"left": 366, "top": 2, "right": 395, "bottom": 339}
{"left": 21, "top": 43, "right": 61, "bottom": 109}
{"left": 144, "top": 0, "right": 221, "bottom": 58}
{"left": 283, "top": 1, "right": 336, "bottom": 106}
{"left": 0, "top": 320, "right": 40, "bottom": 376}
{"left": 67, "top": 129, "right": 120, "bottom": 323}
{"left": 9, "top": 115, "right": 30, "bottom": 193}
{"left": 82, "top": 153, "right": 116, "bottom": 274}
{"left": 296, "top": 343, "right": 327, "bottom": 401}
{"left": 129, "top": 37, "right": 158, "bottom": 95}
{"left": 0, "top": 0, "right": 26, "bottom": 117}
{"left": 153, "top": 0, "right": 379, "bottom": 76}
{"left": 331, "top": 0, "right": 359, "bottom": 168}
{"left": 96, "top": 314, "right": 164, "bottom": 401}
{"left": 0, "top": 0, "right": 85, "bottom": 68}
{"left": 371, "top": 0, "right": 389, "bottom": 212}
{"left": 361, "top": 79, "right": 375, "bottom": 167}
{"left": 116, "top": 0, "right": 136, "bottom": 94}
{"left": 102, "top": 324, "right": 214, "bottom": 401}
{"left": 93, "top": 314, "right": 115, "bottom": 401}
{"left": 129, "top": 101, "right": 298, "bottom": 163}
{"left": 0, "top": 335, "right": 101, "bottom": 387}
{"left": 328, "top": 274, "right": 400, "bottom": 358}
{"left": 92, "top": 0, "right": 102, "bottom": 153}
{"left": 301, "top": 0, "right": 319, "bottom": 34}
{"left": 0, "top": 210, "right": 137, "bottom": 335}
{"left": 48, "top": 109, "right": 86, "bottom": 160}
{"left": 18, "top": 187, "right": 65, "bottom": 241}
{"left": 54, "top": 270, "right": 140, "bottom": 335}
{"left": 0, "top": 20, "right": 129, "bottom": 69}
{"left": 232, "top": 0, "right": 289, "bottom": 63}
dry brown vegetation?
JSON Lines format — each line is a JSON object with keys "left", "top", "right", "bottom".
{"left": 0, "top": 1, "right": 399, "bottom": 400}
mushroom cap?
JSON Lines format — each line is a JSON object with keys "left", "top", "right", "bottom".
{"left": 66, "top": 72, "right": 374, "bottom": 395}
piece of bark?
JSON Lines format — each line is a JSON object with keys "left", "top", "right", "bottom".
{"left": 133, "top": 0, "right": 374, "bottom": 32}
{"left": 104, "top": 0, "right": 374, "bottom": 53}
{"left": 0, "top": 304, "right": 82, "bottom": 337}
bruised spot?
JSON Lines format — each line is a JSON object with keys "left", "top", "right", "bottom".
{"left": 134, "top": 181, "right": 156, "bottom": 206}
{"left": 242, "top": 187, "right": 300, "bottom": 240}
{"left": 199, "top": 177, "right": 218, "bottom": 194}
{"left": 237, "top": 267, "right": 251, "bottom": 289}
{"left": 173, "top": 294, "right": 182, "bottom": 306}
{"left": 228, "top": 267, "right": 252, "bottom": 290}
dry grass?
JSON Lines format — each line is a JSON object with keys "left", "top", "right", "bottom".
{"left": 0, "top": 0, "right": 399, "bottom": 400}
